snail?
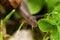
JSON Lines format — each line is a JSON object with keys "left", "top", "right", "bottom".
{"left": 0, "top": 0, "right": 37, "bottom": 27}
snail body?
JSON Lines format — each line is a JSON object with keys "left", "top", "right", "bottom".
{"left": 0, "top": 0, "right": 37, "bottom": 27}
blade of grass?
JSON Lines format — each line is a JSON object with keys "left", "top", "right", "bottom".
{"left": 43, "top": 32, "right": 50, "bottom": 40}
{"left": 0, "top": 20, "right": 4, "bottom": 40}
{"left": 0, "top": 32, "right": 3, "bottom": 40}
{"left": 18, "top": 20, "right": 25, "bottom": 31}
{"left": 3, "top": 9, "right": 15, "bottom": 22}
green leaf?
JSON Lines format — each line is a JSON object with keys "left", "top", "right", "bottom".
{"left": 3, "top": 9, "right": 15, "bottom": 22}
{"left": 0, "top": 20, "right": 3, "bottom": 40}
{"left": 50, "top": 27, "right": 60, "bottom": 40}
{"left": 38, "top": 19, "right": 56, "bottom": 32}
{"left": 27, "top": 0, "right": 45, "bottom": 14}
{"left": 46, "top": 5, "right": 60, "bottom": 40}
{"left": 53, "top": 5, "right": 60, "bottom": 13}
{"left": 38, "top": 18, "right": 60, "bottom": 40}
{"left": 45, "top": 0, "right": 60, "bottom": 12}
{"left": 38, "top": 4, "right": 60, "bottom": 40}
{"left": 49, "top": 5, "right": 60, "bottom": 26}
{"left": 0, "top": 32, "right": 3, "bottom": 40}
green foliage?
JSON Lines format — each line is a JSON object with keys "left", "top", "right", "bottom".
{"left": 26, "top": 0, "right": 45, "bottom": 14}
{"left": 50, "top": 28, "right": 60, "bottom": 40}
{"left": 18, "top": 20, "right": 25, "bottom": 31}
{"left": 38, "top": 19, "right": 56, "bottom": 32}
{"left": 0, "top": 32, "right": 3, "bottom": 40}
{"left": 3, "top": 10, "right": 15, "bottom": 23}
{"left": 0, "top": 20, "right": 5, "bottom": 40}
{"left": 27, "top": 0, "right": 60, "bottom": 14}
{"left": 45, "top": 0, "right": 60, "bottom": 12}
{"left": 0, "top": 0, "right": 60, "bottom": 40}
{"left": 38, "top": 5, "right": 60, "bottom": 40}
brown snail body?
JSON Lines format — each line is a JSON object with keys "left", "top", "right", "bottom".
{"left": 0, "top": 0, "right": 37, "bottom": 27}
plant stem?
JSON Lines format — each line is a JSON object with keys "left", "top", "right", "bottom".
{"left": 43, "top": 32, "right": 49, "bottom": 40}
{"left": 18, "top": 20, "right": 25, "bottom": 31}
{"left": 0, "top": 20, "right": 4, "bottom": 40}
{"left": 3, "top": 9, "right": 15, "bottom": 23}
